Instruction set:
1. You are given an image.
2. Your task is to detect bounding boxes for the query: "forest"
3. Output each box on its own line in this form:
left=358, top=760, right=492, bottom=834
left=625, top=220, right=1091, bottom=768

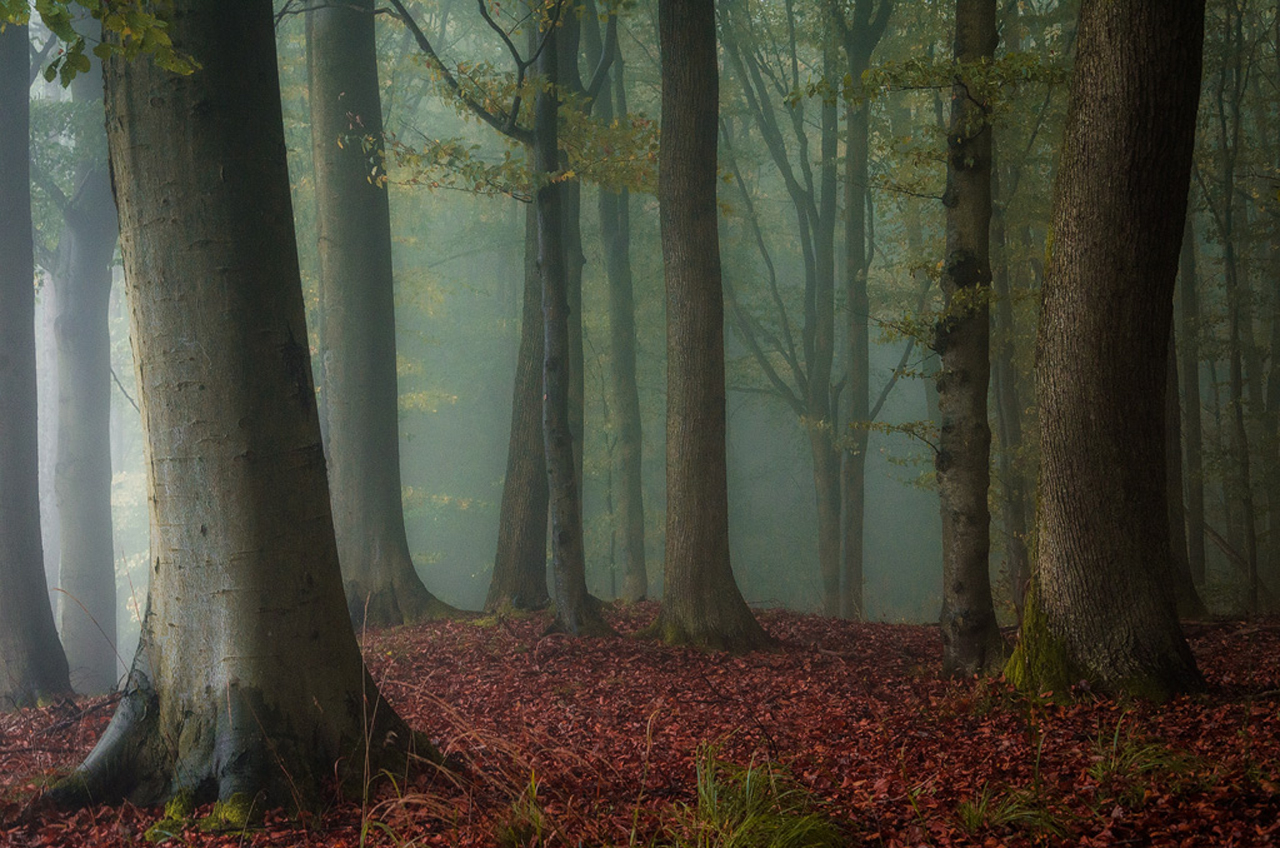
left=0, top=0, right=1277, bottom=845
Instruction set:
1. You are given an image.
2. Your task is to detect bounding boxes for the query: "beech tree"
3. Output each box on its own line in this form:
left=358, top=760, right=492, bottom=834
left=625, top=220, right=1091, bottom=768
left=1008, top=0, right=1206, bottom=699
left=645, top=0, right=773, bottom=652
left=44, top=62, right=119, bottom=695
left=935, top=0, right=1004, bottom=677
left=49, top=0, right=429, bottom=809
left=0, top=18, right=73, bottom=711
left=307, top=0, right=456, bottom=626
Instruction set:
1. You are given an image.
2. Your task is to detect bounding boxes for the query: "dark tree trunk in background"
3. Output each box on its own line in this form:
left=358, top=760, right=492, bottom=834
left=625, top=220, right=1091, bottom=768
left=990, top=160, right=1031, bottom=622
left=51, top=0, right=430, bottom=809
left=597, top=61, right=648, bottom=603
left=835, top=0, right=891, bottom=621
left=535, top=29, right=611, bottom=637
left=646, top=0, right=773, bottom=653
left=1177, top=217, right=1206, bottom=586
left=1166, top=328, right=1208, bottom=618
left=52, top=65, right=119, bottom=696
left=486, top=203, right=551, bottom=612
left=0, top=20, right=73, bottom=711
left=307, top=0, right=456, bottom=627
left=935, top=0, right=1005, bottom=677
left=1008, top=0, right=1205, bottom=700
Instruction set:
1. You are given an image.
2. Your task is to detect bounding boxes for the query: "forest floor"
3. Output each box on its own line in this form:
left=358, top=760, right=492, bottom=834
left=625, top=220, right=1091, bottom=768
left=1, top=603, right=1278, bottom=847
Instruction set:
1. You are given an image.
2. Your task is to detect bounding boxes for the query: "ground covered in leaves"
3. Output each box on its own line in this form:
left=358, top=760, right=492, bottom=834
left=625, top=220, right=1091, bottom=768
left=2, top=604, right=1278, bottom=846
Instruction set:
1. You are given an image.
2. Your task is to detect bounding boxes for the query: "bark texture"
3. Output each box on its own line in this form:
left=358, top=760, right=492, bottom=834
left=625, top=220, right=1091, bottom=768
left=1009, top=0, right=1205, bottom=699
left=52, top=66, right=119, bottom=696
left=535, top=29, right=611, bottom=637
left=307, top=0, right=455, bottom=626
left=935, top=0, right=1005, bottom=677
left=648, top=0, right=773, bottom=653
left=0, top=21, right=73, bottom=710
left=486, top=204, right=551, bottom=612
left=50, top=1, right=429, bottom=809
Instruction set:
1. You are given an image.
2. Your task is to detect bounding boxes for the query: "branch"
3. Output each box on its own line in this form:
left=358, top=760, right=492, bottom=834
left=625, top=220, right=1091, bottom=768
left=385, top=0, right=533, bottom=144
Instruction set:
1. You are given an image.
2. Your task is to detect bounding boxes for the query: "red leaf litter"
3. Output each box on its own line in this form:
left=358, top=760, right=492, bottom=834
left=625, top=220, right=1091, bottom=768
left=2, top=605, right=1278, bottom=846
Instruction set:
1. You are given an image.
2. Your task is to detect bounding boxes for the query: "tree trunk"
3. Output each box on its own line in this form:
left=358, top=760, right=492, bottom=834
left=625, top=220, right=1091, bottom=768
left=51, top=65, right=119, bottom=696
left=535, top=28, right=611, bottom=637
left=647, top=0, right=773, bottom=653
left=1177, top=216, right=1206, bottom=586
left=307, top=0, right=456, bottom=627
left=486, top=203, right=551, bottom=612
left=836, top=0, right=890, bottom=623
left=0, top=20, right=73, bottom=710
left=597, top=62, right=648, bottom=603
left=50, top=1, right=431, bottom=809
left=935, top=0, right=1005, bottom=677
left=990, top=159, right=1030, bottom=623
left=1166, top=326, right=1208, bottom=618
left=1008, top=0, right=1205, bottom=700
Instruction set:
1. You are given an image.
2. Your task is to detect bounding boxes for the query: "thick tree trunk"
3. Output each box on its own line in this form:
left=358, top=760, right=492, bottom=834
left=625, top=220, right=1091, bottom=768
left=486, top=204, right=551, bottom=612
left=1008, top=0, right=1205, bottom=699
left=51, top=148, right=118, bottom=695
left=597, top=66, right=648, bottom=604
left=535, top=30, right=611, bottom=637
left=647, top=0, right=773, bottom=653
left=935, top=0, right=1005, bottom=677
left=307, top=0, right=455, bottom=627
left=0, top=21, right=73, bottom=710
left=51, top=1, right=430, bottom=809
left=1177, top=218, right=1206, bottom=586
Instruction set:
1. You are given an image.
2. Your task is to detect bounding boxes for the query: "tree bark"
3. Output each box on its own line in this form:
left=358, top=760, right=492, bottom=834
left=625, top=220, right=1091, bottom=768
left=52, top=65, right=119, bottom=695
left=535, top=26, right=611, bottom=637
left=0, top=20, right=73, bottom=711
left=596, top=61, right=648, bottom=603
left=990, top=158, right=1030, bottom=623
left=1165, top=327, right=1208, bottom=618
left=486, top=203, right=551, bottom=612
left=647, top=0, right=773, bottom=653
left=836, top=0, right=891, bottom=621
left=1177, top=216, right=1206, bottom=586
left=50, top=1, right=431, bottom=809
left=935, top=0, right=1005, bottom=677
left=307, top=0, right=456, bottom=627
left=1008, top=0, right=1205, bottom=699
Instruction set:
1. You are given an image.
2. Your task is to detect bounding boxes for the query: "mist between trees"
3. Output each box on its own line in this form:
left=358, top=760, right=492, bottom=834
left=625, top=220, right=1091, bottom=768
left=1, top=0, right=1271, bottom=719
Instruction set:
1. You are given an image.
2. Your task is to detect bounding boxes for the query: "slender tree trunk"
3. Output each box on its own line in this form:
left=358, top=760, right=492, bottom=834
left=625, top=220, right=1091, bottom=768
left=535, top=28, right=611, bottom=637
left=597, top=62, right=648, bottom=603
left=50, top=66, right=119, bottom=695
left=836, top=0, right=890, bottom=623
left=307, top=0, right=456, bottom=627
left=486, top=203, right=551, bottom=611
left=1177, top=216, right=1207, bottom=586
left=990, top=159, right=1030, bottom=622
left=647, top=0, right=773, bottom=652
left=935, top=0, right=1005, bottom=676
left=0, top=20, right=73, bottom=710
left=50, top=0, right=431, bottom=809
left=1008, top=0, right=1205, bottom=699
left=1166, top=327, right=1208, bottom=618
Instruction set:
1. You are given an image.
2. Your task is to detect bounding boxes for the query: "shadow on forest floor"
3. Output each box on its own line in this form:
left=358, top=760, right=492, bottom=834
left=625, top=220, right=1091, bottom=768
left=2, top=603, right=1278, bottom=846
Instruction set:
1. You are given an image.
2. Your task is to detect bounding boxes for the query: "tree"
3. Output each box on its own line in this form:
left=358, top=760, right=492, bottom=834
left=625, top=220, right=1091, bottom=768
left=486, top=203, right=552, bottom=612
left=307, top=0, right=456, bottom=626
left=934, top=0, right=1004, bottom=677
left=49, top=0, right=430, bottom=809
left=1007, top=0, right=1206, bottom=700
left=43, top=62, right=119, bottom=695
left=0, top=18, right=73, bottom=711
left=646, top=0, right=773, bottom=653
